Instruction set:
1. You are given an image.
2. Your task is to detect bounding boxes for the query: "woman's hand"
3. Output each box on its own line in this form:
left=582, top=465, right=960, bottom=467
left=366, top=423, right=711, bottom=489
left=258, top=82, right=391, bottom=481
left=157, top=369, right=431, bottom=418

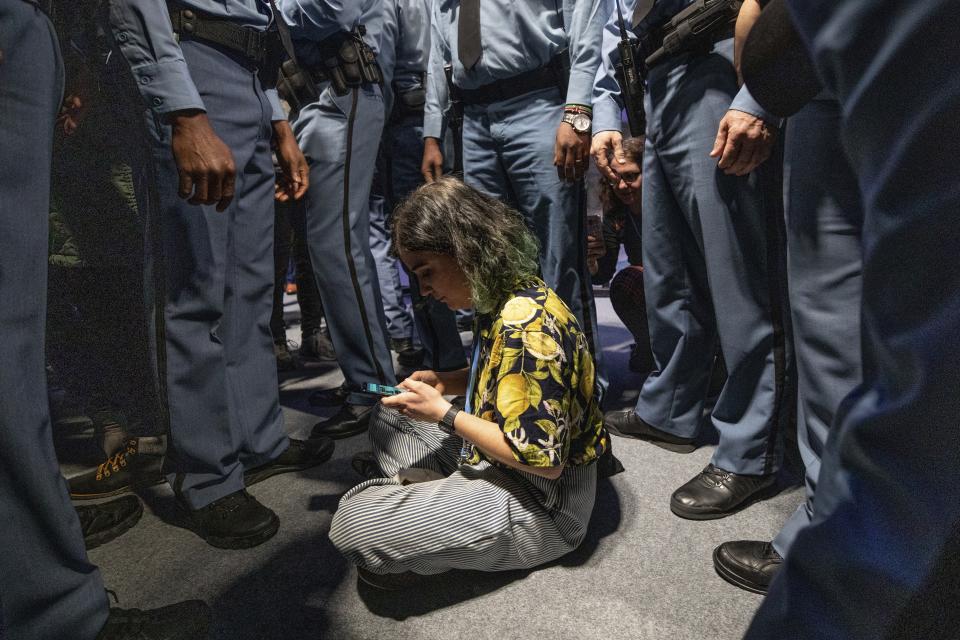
left=381, top=379, right=452, bottom=423
left=408, top=369, right=446, bottom=394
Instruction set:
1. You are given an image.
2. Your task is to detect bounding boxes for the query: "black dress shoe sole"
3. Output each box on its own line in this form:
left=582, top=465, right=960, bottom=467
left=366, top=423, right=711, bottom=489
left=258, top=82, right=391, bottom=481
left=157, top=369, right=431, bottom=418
left=83, top=499, right=144, bottom=550
left=190, top=512, right=280, bottom=550
left=605, top=422, right=697, bottom=453
left=712, top=546, right=770, bottom=595
left=243, top=439, right=336, bottom=487
left=670, top=482, right=779, bottom=521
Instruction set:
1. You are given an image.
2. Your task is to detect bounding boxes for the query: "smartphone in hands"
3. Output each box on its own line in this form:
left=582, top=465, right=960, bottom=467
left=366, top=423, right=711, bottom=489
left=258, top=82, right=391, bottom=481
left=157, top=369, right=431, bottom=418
left=362, top=382, right=404, bottom=396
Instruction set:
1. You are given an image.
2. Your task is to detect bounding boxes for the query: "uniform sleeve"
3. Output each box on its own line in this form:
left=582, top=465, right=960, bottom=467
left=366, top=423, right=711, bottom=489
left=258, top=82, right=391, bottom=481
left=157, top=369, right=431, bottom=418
left=563, top=0, right=614, bottom=107
left=489, top=301, right=572, bottom=468
left=423, top=2, right=450, bottom=140
left=591, top=0, right=631, bottom=133
left=377, top=1, right=400, bottom=116
left=105, top=0, right=204, bottom=115
left=729, top=84, right=784, bottom=128
left=275, top=0, right=363, bottom=42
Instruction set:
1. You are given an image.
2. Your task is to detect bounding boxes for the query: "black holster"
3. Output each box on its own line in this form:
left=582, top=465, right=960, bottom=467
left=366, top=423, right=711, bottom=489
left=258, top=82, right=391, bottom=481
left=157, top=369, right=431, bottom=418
left=319, top=28, right=383, bottom=96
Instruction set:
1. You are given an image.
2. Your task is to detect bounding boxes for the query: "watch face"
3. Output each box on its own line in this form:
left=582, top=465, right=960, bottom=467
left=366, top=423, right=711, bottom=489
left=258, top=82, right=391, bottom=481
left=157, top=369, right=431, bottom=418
left=572, top=113, right=591, bottom=133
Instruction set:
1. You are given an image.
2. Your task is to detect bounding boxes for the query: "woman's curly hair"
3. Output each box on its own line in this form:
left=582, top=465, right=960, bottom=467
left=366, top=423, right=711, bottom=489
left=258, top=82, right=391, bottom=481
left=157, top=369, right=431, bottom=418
left=391, top=177, right=541, bottom=314
left=598, top=136, right=645, bottom=211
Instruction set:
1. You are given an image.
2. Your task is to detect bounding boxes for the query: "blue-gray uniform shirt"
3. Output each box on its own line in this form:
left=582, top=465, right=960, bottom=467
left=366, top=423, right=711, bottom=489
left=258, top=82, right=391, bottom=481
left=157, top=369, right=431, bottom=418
left=592, top=0, right=779, bottom=133
left=423, top=0, right=613, bottom=140
left=107, top=0, right=285, bottom=120
left=276, top=0, right=381, bottom=67
left=376, top=0, right=430, bottom=114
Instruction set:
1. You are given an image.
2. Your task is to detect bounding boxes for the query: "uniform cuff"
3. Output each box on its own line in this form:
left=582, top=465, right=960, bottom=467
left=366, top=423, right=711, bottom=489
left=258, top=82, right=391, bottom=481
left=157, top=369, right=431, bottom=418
left=266, top=89, right=285, bottom=122
left=423, top=113, right=445, bottom=140
left=131, top=59, right=205, bottom=115
left=592, top=95, right=623, bottom=134
left=565, top=68, right=597, bottom=110
left=729, top=85, right=784, bottom=128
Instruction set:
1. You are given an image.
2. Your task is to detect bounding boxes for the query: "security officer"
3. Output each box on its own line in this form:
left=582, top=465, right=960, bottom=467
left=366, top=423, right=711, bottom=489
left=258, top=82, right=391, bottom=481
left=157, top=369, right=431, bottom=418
left=711, top=0, right=865, bottom=595
left=108, top=0, right=335, bottom=549
left=420, top=0, right=609, bottom=361
left=744, top=0, right=960, bottom=637
left=595, top=0, right=792, bottom=519
left=0, top=0, right=210, bottom=637
left=372, top=0, right=466, bottom=374
left=276, top=0, right=398, bottom=439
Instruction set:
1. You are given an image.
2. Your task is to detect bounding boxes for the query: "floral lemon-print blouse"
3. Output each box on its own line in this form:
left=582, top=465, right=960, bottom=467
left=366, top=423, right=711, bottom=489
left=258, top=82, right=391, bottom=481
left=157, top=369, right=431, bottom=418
left=464, top=281, right=607, bottom=469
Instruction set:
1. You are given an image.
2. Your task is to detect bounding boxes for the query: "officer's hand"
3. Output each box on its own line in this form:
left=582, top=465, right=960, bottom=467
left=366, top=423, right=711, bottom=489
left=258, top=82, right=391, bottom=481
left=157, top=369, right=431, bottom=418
left=554, top=123, right=590, bottom=182
left=272, top=120, right=309, bottom=202
left=170, top=110, right=237, bottom=212
left=421, top=137, right=444, bottom=183
left=710, top=109, right=777, bottom=176
left=591, top=130, right=626, bottom=183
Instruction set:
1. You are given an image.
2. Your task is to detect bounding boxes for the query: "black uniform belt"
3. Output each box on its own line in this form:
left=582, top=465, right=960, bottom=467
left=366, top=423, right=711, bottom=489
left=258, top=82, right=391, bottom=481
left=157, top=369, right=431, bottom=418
left=23, top=0, right=54, bottom=17
left=457, top=53, right=569, bottom=106
left=168, top=3, right=278, bottom=67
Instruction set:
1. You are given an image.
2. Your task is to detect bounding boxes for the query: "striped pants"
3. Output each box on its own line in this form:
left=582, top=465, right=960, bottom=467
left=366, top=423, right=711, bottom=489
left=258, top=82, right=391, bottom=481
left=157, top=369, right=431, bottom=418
left=329, top=405, right=597, bottom=575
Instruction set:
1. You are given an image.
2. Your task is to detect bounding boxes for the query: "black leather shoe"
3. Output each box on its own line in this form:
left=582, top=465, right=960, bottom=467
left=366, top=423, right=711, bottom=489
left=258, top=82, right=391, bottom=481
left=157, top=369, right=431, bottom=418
left=671, top=465, right=777, bottom=520
left=244, top=437, right=335, bottom=487
left=603, top=409, right=696, bottom=453
left=95, top=600, right=211, bottom=639
left=390, top=337, right=425, bottom=368
left=308, top=383, right=350, bottom=407
left=713, top=540, right=783, bottom=595
left=300, top=328, right=337, bottom=361
left=351, top=451, right=382, bottom=479
left=181, top=490, right=279, bottom=549
left=70, top=439, right=164, bottom=500
left=357, top=567, right=424, bottom=591
left=311, top=403, right=373, bottom=439
left=274, top=339, right=301, bottom=372
left=78, top=495, right=143, bottom=550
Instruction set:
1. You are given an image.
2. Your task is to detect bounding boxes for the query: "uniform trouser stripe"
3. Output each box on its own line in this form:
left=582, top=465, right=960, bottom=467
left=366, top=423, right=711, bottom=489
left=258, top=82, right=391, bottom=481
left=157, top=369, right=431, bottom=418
left=342, top=87, right=387, bottom=383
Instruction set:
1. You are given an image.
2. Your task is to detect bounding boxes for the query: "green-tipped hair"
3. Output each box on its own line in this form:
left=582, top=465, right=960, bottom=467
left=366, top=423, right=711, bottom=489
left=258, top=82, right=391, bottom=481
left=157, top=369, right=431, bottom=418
left=390, top=177, right=541, bottom=314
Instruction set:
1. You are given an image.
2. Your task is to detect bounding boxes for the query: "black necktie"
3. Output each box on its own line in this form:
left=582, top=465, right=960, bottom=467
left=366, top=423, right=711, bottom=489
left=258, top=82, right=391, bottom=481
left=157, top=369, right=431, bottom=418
left=458, top=0, right=482, bottom=69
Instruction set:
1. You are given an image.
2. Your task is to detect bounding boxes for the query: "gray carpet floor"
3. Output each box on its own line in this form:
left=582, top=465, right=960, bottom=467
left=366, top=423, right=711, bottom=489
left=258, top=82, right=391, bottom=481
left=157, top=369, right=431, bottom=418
left=63, top=292, right=802, bottom=640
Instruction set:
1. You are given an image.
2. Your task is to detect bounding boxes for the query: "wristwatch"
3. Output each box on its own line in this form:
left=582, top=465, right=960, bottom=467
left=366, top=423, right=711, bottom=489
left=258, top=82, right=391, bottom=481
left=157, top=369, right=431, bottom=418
left=438, top=405, right=461, bottom=435
left=562, top=110, right=592, bottom=134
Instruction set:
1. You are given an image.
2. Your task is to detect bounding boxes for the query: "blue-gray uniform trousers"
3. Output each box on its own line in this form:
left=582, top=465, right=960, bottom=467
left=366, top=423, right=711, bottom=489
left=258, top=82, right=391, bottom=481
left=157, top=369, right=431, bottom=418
left=0, top=2, right=109, bottom=638
left=771, top=95, right=863, bottom=558
left=329, top=405, right=596, bottom=574
left=636, top=39, right=789, bottom=476
left=368, top=134, right=414, bottom=342
left=746, top=1, right=960, bottom=637
left=368, top=113, right=466, bottom=371
left=291, top=83, right=397, bottom=405
left=462, top=86, right=601, bottom=365
left=134, top=40, right=289, bottom=510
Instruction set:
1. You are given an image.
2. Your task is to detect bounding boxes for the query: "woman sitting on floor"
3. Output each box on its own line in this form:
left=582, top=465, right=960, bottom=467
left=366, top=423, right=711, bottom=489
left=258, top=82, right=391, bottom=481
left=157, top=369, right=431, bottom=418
left=328, top=177, right=608, bottom=588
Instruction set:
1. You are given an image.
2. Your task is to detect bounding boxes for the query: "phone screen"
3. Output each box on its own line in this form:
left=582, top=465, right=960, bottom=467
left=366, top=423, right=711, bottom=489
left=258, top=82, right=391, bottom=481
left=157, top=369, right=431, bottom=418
left=362, top=382, right=404, bottom=396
